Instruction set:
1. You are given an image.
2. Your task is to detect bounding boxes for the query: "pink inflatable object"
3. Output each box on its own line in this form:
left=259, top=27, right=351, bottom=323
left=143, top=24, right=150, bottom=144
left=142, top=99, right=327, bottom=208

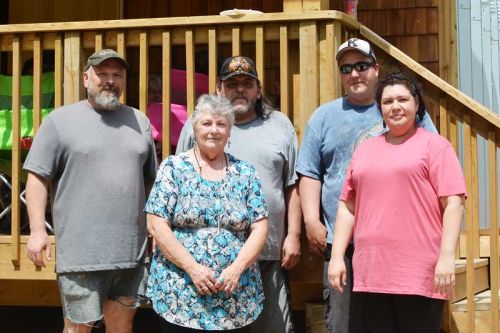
left=148, top=103, right=188, bottom=145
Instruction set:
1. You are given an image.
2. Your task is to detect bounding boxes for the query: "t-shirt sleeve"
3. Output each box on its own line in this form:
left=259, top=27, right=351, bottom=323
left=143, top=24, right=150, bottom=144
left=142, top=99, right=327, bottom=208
left=23, top=116, right=64, bottom=179
left=175, top=119, right=195, bottom=155
left=296, top=122, right=323, bottom=180
left=247, top=169, right=269, bottom=224
left=428, top=139, right=467, bottom=198
left=283, top=123, right=299, bottom=187
left=144, top=157, right=179, bottom=221
left=339, top=158, right=356, bottom=201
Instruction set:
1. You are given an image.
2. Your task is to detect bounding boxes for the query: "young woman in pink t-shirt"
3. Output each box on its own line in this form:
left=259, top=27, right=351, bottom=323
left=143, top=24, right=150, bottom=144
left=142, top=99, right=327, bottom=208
left=328, top=72, right=466, bottom=333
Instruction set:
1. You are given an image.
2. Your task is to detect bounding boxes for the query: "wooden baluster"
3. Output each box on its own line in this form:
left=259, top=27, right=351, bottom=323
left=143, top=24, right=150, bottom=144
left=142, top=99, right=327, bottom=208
left=186, top=29, right=195, bottom=116
left=54, top=34, right=63, bottom=108
left=319, top=21, right=336, bottom=105
left=33, top=34, right=42, bottom=133
left=139, top=31, right=148, bottom=114
left=279, top=25, right=289, bottom=118
left=255, top=25, right=265, bottom=92
left=463, top=112, right=476, bottom=333
left=117, top=31, right=127, bottom=104
left=162, top=31, right=171, bottom=158
left=95, top=31, right=103, bottom=52
left=11, top=36, right=21, bottom=266
left=232, top=27, right=241, bottom=56
left=208, top=28, right=217, bottom=94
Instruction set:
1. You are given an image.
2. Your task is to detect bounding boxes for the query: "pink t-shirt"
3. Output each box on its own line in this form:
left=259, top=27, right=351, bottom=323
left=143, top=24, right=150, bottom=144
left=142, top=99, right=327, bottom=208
left=340, top=128, right=467, bottom=300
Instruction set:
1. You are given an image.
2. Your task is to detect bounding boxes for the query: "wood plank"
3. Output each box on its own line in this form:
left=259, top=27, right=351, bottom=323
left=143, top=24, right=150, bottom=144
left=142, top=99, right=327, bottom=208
left=279, top=25, right=289, bottom=118
left=452, top=289, right=500, bottom=312
left=439, top=98, right=448, bottom=138
left=32, top=34, right=42, bottom=133
left=63, top=31, right=81, bottom=104
left=488, top=129, right=499, bottom=332
left=255, top=25, right=265, bottom=92
left=208, top=28, right=217, bottom=93
left=185, top=28, right=195, bottom=115
left=139, top=31, right=148, bottom=114
left=11, top=36, right=21, bottom=265
left=162, top=31, right=172, bottom=158
left=116, top=31, right=127, bottom=104
left=0, top=280, right=60, bottom=306
left=232, top=27, right=241, bottom=56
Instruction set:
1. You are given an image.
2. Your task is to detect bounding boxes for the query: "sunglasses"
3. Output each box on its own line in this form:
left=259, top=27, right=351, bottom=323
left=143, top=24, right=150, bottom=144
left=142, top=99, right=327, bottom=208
left=339, top=61, right=374, bottom=75
left=224, top=57, right=255, bottom=75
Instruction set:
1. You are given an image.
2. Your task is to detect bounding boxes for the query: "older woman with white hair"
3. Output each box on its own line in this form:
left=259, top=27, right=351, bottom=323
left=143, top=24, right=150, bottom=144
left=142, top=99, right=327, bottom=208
left=145, top=94, right=268, bottom=332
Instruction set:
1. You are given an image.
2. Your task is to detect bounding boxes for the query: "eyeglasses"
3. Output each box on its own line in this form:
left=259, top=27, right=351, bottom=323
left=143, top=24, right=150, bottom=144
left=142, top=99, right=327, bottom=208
left=339, top=61, right=374, bottom=75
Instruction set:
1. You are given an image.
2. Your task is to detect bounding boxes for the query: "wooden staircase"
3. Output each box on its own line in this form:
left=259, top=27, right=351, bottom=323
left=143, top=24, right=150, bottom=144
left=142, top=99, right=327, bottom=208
left=446, top=258, right=499, bottom=332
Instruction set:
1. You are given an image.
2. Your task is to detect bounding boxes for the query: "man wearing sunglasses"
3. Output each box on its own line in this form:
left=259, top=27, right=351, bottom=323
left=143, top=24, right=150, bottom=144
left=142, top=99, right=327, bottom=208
left=296, top=38, right=436, bottom=333
left=177, top=56, right=301, bottom=333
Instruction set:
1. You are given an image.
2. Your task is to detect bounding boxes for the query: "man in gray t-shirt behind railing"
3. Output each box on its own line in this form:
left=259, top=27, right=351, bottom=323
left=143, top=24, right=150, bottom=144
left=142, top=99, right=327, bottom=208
left=177, top=56, right=301, bottom=333
left=24, top=49, right=157, bottom=333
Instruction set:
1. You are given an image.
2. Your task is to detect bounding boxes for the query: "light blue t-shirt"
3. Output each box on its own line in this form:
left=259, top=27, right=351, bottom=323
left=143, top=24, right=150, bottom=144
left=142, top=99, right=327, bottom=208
left=296, top=96, right=437, bottom=244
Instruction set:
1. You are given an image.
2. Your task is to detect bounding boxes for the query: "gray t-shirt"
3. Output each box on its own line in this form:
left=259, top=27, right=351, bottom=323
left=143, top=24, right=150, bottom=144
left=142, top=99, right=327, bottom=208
left=176, top=110, right=298, bottom=260
left=24, top=101, right=157, bottom=273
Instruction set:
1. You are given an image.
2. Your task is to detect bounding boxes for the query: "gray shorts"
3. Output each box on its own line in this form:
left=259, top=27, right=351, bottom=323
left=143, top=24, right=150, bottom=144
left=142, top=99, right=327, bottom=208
left=248, top=260, right=294, bottom=333
left=57, top=264, right=148, bottom=324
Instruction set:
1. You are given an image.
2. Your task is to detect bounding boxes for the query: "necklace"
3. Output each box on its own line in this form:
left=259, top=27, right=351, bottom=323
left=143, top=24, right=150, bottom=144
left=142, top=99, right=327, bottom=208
left=193, top=146, right=228, bottom=177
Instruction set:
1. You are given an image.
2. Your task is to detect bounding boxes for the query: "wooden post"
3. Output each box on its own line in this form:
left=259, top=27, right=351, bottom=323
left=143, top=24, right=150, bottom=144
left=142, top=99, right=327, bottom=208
left=63, top=32, right=82, bottom=104
left=299, top=21, right=319, bottom=141
left=438, top=0, right=457, bottom=87
left=208, top=28, right=217, bottom=93
left=279, top=25, right=290, bottom=118
left=255, top=25, right=265, bottom=93
left=487, top=129, right=499, bottom=333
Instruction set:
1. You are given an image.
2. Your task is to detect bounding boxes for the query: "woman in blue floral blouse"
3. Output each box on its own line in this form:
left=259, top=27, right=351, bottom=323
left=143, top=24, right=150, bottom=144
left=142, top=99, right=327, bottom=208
left=145, top=94, right=269, bottom=332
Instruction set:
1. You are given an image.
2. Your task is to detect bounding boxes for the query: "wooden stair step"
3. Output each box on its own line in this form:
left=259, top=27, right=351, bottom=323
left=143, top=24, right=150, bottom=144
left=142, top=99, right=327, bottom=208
left=452, top=258, right=489, bottom=303
left=451, top=289, right=500, bottom=312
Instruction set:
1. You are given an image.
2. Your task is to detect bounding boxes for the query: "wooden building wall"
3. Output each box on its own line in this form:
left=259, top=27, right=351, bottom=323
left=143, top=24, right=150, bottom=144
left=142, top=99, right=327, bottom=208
left=332, top=0, right=440, bottom=75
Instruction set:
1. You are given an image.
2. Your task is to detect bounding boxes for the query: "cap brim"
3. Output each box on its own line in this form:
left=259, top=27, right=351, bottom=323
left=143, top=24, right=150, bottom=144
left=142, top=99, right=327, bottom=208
left=221, top=71, right=259, bottom=81
left=336, top=47, right=375, bottom=61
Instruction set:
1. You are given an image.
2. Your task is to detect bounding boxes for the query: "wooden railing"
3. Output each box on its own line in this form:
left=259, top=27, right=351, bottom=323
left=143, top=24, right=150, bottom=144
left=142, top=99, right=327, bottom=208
left=0, top=11, right=498, bottom=331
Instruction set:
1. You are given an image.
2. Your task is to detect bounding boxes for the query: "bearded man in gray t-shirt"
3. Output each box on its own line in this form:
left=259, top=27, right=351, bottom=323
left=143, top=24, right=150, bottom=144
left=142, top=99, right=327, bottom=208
left=24, top=49, right=157, bottom=333
left=177, top=56, right=301, bottom=333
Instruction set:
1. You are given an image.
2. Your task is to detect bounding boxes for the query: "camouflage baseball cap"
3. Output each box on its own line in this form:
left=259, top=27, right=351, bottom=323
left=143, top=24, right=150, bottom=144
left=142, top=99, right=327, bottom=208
left=84, top=49, right=129, bottom=70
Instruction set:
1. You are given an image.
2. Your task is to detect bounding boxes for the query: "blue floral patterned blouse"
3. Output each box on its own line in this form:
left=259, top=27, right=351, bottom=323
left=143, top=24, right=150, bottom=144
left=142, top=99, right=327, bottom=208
left=144, top=152, right=268, bottom=330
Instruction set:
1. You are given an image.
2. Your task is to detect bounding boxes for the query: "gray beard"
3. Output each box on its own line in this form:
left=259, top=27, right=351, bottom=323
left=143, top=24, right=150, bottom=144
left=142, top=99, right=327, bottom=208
left=94, top=93, right=120, bottom=111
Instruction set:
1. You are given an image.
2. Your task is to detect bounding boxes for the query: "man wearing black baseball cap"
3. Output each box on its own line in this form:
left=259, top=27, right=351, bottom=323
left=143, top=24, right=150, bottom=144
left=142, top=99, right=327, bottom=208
left=297, top=38, right=437, bottom=332
left=177, top=55, right=301, bottom=333
left=24, top=49, right=156, bottom=333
